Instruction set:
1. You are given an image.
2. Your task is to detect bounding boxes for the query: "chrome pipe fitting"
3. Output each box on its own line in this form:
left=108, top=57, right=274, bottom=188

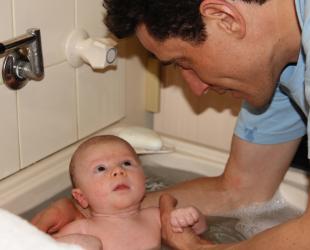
left=0, top=28, right=44, bottom=90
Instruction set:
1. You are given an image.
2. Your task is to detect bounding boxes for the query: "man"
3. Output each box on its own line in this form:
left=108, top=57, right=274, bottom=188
left=33, top=0, right=310, bottom=249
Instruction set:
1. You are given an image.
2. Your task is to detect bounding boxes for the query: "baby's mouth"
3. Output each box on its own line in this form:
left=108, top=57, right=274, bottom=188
left=113, top=184, right=130, bottom=191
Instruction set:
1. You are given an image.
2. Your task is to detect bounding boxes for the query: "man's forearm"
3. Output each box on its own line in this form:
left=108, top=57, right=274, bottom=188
left=143, top=136, right=301, bottom=216
left=191, top=212, right=310, bottom=250
left=142, top=175, right=240, bottom=215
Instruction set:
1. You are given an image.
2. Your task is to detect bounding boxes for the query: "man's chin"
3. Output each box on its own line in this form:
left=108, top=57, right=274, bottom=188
left=244, top=97, right=271, bottom=112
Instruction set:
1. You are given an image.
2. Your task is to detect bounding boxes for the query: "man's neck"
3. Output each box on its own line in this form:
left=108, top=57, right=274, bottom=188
left=276, top=0, right=301, bottom=64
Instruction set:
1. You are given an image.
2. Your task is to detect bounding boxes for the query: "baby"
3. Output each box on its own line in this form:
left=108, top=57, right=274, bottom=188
left=54, top=135, right=206, bottom=250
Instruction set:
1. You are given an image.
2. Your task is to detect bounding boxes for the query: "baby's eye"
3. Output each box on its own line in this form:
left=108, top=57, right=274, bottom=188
left=94, top=164, right=106, bottom=173
left=121, top=160, right=132, bottom=168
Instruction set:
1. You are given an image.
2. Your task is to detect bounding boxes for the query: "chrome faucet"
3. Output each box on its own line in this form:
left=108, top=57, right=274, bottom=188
left=0, top=28, right=44, bottom=90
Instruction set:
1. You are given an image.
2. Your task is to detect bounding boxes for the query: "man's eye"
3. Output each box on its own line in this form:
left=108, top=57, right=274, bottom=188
left=122, top=161, right=132, bottom=168
left=95, top=165, right=106, bottom=173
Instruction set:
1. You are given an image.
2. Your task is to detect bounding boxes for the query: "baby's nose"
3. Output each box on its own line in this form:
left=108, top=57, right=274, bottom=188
left=111, top=166, right=126, bottom=177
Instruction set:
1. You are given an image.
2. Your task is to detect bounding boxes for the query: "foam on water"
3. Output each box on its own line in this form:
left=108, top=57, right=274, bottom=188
left=220, top=191, right=303, bottom=239
left=143, top=165, right=304, bottom=244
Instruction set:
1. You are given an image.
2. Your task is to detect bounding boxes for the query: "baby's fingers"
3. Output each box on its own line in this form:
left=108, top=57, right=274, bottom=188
left=171, top=209, right=196, bottom=227
left=171, top=226, right=184, bottom=233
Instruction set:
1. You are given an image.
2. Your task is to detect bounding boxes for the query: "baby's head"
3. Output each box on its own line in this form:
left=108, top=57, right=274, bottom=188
left=69, top=135, right=146, bottom=213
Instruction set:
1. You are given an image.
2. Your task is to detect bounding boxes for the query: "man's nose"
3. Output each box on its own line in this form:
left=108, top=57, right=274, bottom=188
left=180, top=68, right=209, bottom=96
left=111, top=166, right=126, bottom=177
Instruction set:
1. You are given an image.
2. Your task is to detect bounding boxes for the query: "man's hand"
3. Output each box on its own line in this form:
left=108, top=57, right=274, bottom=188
left=31, top=198, right=84, bottom=234
left=159, top=193, right=212, bottom=250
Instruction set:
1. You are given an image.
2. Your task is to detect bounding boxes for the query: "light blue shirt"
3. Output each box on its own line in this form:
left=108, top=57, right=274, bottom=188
left=235, top=0, right=310, bottom=156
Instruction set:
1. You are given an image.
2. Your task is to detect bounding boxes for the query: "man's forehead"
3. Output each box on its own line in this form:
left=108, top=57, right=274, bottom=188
left=136, top=24, right=185, bottom=61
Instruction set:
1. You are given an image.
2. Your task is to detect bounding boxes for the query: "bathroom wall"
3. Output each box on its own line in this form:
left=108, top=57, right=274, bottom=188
left=154, top=65, right=242, bottom=152
left=0, top=0, right=150, bottom=179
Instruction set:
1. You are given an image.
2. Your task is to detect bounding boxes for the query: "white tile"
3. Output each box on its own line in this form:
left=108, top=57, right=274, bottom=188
left=13, top=0, right=75, bottom=66
left=77, top=63, right=125, bottom=139
left=0, top=0, right=20, bottom=179
left=76, top=0, right=125, bottom=138
left=0, top=0, right=13, bottom=41
left=18, top=62, right=77, bottom=167
left=76, top=0, right=109, bottom=37
left=0, top=86, right=20, bottom=178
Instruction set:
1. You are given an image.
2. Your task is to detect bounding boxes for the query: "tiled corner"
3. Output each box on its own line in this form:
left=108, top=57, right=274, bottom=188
left=13, top=0, right=75, bottom=67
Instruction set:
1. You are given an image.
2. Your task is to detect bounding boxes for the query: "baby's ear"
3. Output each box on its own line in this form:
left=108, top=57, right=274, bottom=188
left=72, top=188, right=89, bottom=208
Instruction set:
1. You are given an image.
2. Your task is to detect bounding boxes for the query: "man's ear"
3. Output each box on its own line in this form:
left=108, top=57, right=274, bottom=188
left=72, top=188, right=89, bottom=208
left=199, top=0, right=246, bottom=38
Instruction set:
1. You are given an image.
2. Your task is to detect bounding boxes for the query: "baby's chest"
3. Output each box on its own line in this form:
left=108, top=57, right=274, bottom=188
left=90, top=220, right=161, bottom=250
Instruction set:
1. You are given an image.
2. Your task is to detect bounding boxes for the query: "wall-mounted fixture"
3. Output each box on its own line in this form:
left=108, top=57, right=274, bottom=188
left=65, top=29, right=117, bottom=70
left=0, top=28, right=44, bottom=90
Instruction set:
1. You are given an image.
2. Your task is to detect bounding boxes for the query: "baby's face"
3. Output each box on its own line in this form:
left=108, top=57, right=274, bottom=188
left=73, top=141, right=145, bottom=214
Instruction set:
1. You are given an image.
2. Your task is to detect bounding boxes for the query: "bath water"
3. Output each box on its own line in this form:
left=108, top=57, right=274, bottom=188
left=143, top=164, right=303, bottom=245
left=22, top=163, right=303, bottom=248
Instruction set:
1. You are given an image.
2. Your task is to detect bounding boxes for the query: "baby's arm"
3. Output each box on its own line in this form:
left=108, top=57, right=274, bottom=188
left=170, top=206, right=207, bottom=235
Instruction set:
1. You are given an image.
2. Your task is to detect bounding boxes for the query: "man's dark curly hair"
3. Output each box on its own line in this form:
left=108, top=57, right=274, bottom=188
left=103, top=0, right=268, bottom=43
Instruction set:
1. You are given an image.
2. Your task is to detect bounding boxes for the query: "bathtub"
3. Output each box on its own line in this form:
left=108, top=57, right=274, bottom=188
left=0, top=134, right=307, bottom=231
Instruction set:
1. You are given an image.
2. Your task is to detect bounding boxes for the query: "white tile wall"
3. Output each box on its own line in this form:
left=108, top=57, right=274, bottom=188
left=0, top=0, right=12, bottom=38
left=14, top=0, right=75, bottom=66
left=77, top=64, right=125, bottom=139
left=0, top=85, right=20, bottom=177
left=76, top=0, right=109, bottom=36
left=0, top=0, right=20, bottom=178
left=18, top=63, right=77, bottom=167
left=75, top=0, right=125, bottom=138
left=0, top=0, right=134, bottom=175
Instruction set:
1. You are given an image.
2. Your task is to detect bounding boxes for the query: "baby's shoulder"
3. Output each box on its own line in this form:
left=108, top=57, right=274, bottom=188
left=56, top=218, right=89, bottom=236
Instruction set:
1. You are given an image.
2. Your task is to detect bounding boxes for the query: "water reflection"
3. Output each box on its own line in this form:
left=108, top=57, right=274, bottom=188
left=204, top=216, right=246, bottom=243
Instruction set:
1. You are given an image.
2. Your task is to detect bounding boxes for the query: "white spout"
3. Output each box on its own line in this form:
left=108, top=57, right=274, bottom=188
left=65, top=29, right=117, bottom=69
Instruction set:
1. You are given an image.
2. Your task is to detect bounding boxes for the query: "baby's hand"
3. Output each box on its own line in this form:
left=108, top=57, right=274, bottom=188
left=170, top=206, right=206, bottom=234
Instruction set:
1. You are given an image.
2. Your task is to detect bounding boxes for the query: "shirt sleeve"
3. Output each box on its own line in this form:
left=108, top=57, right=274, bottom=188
left=234, top=85, right=306, bottom=144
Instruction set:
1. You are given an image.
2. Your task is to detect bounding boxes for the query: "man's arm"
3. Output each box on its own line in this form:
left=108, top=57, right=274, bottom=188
left=31, top=197, right=86, bottom=233
left=144, top=135, right=301, bottom=215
